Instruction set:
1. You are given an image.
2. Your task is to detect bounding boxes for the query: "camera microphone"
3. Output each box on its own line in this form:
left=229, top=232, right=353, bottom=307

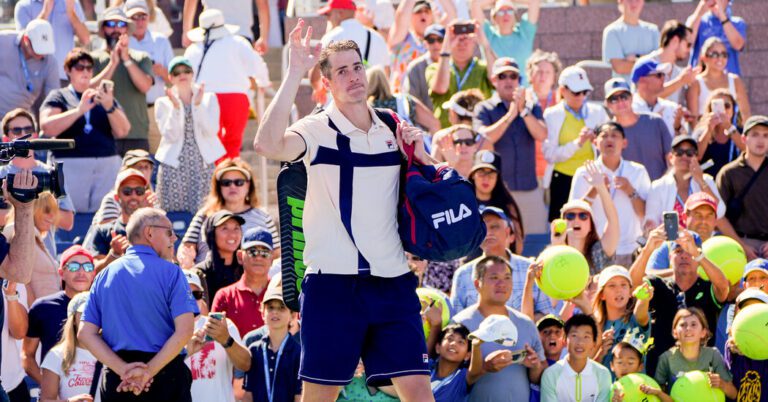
left=12, top=139, right=76, bottom=151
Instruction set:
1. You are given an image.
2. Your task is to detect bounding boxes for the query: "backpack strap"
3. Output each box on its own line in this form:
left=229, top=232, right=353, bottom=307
left=89, top=361, right=103, bottom=397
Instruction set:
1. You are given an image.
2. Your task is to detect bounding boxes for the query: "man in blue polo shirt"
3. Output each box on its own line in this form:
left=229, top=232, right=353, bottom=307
left=474, top=57, right=547, bottom=234
left=254, top=22, right=435, bottom=402
left=79, top=207, right=198, bottom=401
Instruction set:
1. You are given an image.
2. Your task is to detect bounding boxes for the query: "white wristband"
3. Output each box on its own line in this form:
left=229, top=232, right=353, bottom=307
left=4, top=292, right=19, bottom=302
left=694, top=250, right=705, bottom=262
left=123, top=59, right=135, bottom=67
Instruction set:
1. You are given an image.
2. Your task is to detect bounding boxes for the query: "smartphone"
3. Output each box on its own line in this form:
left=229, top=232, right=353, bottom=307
left=453, top=23, right=475, bottom=35
left=712, top=98, right=725, bottom=115
left=101, top=80, right=114, bottom=93
left=663, top=211, right=679, bottom=241
left=205, top=312, right=225, bottom=342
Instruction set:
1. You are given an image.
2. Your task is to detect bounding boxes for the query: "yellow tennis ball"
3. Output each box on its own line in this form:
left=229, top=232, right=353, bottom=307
left=698, top=236, right=747, bottom=285
left=417, top=287, right=451, bottom=340
left=670, top=371, right=725, bottom=402
left=732, top=303, right=768, bottom=360
left=536, top=245, right=590, bottom=300
left=610, top=374, right=661, bottom=402
left=553, top=219, right=567, bottom=235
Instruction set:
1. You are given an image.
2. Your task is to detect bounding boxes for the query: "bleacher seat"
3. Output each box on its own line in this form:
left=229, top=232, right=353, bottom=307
left=522, top=233, right=550, bottom=258
left=56, top=212, right=96, bottom=245
left=167, top=211, right=194, bottom=248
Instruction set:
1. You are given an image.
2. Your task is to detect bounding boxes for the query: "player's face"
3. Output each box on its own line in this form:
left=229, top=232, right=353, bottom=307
left=324, top=50, right=368, bottom=105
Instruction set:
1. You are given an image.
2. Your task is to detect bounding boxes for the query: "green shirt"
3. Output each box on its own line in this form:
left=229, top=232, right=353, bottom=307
left=93, top=48, right=153, bottom=140
left=426, top=57, right=493, bottom=128
left=654, top=346, right=732, bottom=391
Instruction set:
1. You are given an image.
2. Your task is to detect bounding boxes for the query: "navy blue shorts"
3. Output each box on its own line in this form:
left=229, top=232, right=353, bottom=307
left=299, top=272, right=429, bottom=386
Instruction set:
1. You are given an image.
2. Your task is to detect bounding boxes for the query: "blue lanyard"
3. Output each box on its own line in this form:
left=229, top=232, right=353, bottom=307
left=18, top=45, right=33, bottom=93
left=263, top=336, right=289, bottom=402
left=451, top=59, right=476, bottom=91
left=675, top=182, right=694, bottom=207
left=69, top=85, right=93, bottom=134
left=564, top=103, right=587, bottom=121
left=728, top=140, right=737, bottom=162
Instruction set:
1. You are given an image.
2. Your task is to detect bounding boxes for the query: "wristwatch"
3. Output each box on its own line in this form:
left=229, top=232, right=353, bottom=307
left=694, top=249, right=705, bottom=262
left=439, top=52, right=450, bottom=58
left=4, top=291, right=19, bottom=302
left=629, top=191, right=639, bottom=200
left=106, top=103, right=118, bottom=114
left=721, top=18, right=730, bottom=25
left=726, top=126, right=739, bottom=136
left=123, top=59, right=135, bottom=67
left=222, top=336, right=235, bottom=348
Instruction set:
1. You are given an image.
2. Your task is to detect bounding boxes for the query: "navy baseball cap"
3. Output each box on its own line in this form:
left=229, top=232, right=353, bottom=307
left=242, top=228, right=273, bottom=250
left=424, top=24, right=445, bottom=39
left=604, top=77, right=632, bottom=100
left=480, top=206, right=510, bottom=223
left=630, top=59, right=672, bottom=84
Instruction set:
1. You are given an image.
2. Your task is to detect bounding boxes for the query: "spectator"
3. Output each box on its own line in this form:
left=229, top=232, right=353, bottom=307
left=717, top=115, right=768, bottom=260
left=14, top=0, right=90, bottom=82
left=431, top=124, right=479, bottom=178
left=475, top=57, right=547, bottom=234
left=319, top=0, right=390, bottom=70
left=427, top=20, right=495, bottom=128
left=467, top=150, right=525, bottom=254
left=644, top=135, right=725, bottom=231
left=540, top=314, right=612, bottom=402
left=179, top=159, right=279, bottom=269
left=2, top=279, right=31, bottom=401
left=155, top=57, right=224, bottom=214
left=642, top=20, right=695, bottom=105
left=83, top=168, right=149, bottom=273
left=631, top=59, right=684, bottom=137
left=125, top=0, right=174, bottom=154
left=114, top=0, right=174, bottom=38
left=537, top=315, right=566, bottom=365
left=693, top=88, right=745, bottom=176
left=543, top=66, right=609, bottom=222
left=3, top=192, right=60, bottom=302
left=182, top=0, right=270, bottom=53
left=184, top=8, right=269, bottom=160
left=183, top=270, right=251, bottom=402
left=22, top=246, right=95, bottom=387
left=78, top=208, right=198, bottom=401
left=191, top=210, right=244, bottom=305
left=404, top=24, right=445, bottom=111
left=430, top=323, right=481, bottom=402
left=243, top=286, right=302, bottom=402
left=725, top=288, right=768, bottom=400
left=91, top=7, right=154, bottom=154
left=40, top=47, right=130, bottom=213
left=602, top=0, right=659, bottom=79
left=39, top=293, right=97, bottom=402
left=553, top=164, right=619, bottom=276
left=452, top=207, right=550, bottom=315
left=654, top=307, right=736, bottom=399
left=526, top=50, right=563, bottom=182
left=470, top=0, right=541, bottom=86
left=569, top=122, right=650, bottom=266
left=603, top=77, right=671, bottom=181
left=687, top=0, right=746, bottom=76
left=0, top=20, right=59, bottom=119
left=387, top=0, right=435, bottom=92
left=430, top=89, right=486, bottom=161
left=211, top=228, right=273, bottom=337
left=451, top=256, right=545, bottom=402
left=688, top=37, right=750, bottom=121
left=628, top=227, right=730, bottom=374
left=92, top=149, right=156, bottom=225
left=366, top=66, right=440, bottom=133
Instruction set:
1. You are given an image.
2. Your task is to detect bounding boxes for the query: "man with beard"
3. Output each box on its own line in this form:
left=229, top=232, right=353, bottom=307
left=91, top=7, right=154, bottom=154
left=84, top=168, right=149, bottom=273
left=638, top=20, right=695, bottom=104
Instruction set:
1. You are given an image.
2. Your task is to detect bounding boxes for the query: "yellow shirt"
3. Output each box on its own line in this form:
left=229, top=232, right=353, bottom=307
left=554, top=112, right=594, bottom=176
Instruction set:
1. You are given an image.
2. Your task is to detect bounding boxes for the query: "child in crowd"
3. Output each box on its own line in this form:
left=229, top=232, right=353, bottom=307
left=654, top=308, right=737, bottom=399
left=429, top=323, right=483, bottom=402
left=540, top=314, right=612, bottom=402
left=609, top=328, right=669, bottom=401
left=725, top=289, right=768, bottom=402
left=336, top=361, right=399, bottom=402
left=530, top=315, right=566, bottom=402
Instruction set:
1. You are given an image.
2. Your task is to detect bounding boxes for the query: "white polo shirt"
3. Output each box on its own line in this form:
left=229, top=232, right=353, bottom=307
left=569, top=158, right=651, bottom=256
left=632, top=94, right=680, bottom=137
left=184, top=34, right=269, bottom=94
left=287, top=104, right=409, bottom=277
left=321, top=19, right=391, bottom=69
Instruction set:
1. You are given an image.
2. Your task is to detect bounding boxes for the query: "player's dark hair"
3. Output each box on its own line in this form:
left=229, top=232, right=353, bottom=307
left=318, top=40, right=363, bottom=79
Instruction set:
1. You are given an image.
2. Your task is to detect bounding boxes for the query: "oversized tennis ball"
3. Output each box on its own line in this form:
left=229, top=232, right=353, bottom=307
left=698, top=236, right=747, bottom=285
left=609, top=373, right=661, bottom=402
left=536, top=245, right=590, bottom=300
left=417, top=287, right=452, bottom=340
left=553, top=219, right=567, bottom=235
left=670, top=371, right=725, bottom=402
left=732, top=303, right=768, bottom=360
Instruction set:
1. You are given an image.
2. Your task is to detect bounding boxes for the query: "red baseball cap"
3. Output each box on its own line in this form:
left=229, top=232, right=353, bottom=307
left=684, top=192, right=718, bottom=213
left=60, top=245, right=95, bottom=268
left=318, top=0, right=357, bottom=15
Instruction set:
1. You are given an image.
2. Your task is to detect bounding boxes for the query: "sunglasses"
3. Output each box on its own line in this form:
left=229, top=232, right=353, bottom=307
left=569, top=89, right=589, bottom=97
left=71, top=63, right=94, bottom=72
left=104, top=20, right=128, bottom=28
left=120, top=186, right=147, bottom=196
left=246, top=248, right=272, bottom=258
left=673, top=148, right=697, bottom=157
left=425, top=36, right=443, bottom=44
left=706, top=51, right=728, bottom=59
left=149, top=225, right=174, bottom=237
left=495, top=9, right=515, bottom=17
left=220, top=178, right=247, bottom=187
left=564, top=212, right=590, bottom=221
left=607, top=92, right=631, bottom=104
left=131, top=14, right=148, bottom=21
left=497, top=72, right=519, bottom=81
left=171, top=68, right=193, bottom=77
left=453, top=138, right=476, bottom=146
left=65, top=261, right=95, bottom=273
left=8, top=126, right=35, bottom=136
left=192, top=290, right=204, bottom=300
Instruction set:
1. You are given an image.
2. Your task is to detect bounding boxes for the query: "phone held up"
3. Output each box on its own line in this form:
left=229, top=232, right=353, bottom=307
left=663, top=211, right=679, bottom=241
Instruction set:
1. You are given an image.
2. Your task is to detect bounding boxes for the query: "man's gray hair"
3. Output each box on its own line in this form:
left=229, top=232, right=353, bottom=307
left=126, top=207, right=167, bottom=243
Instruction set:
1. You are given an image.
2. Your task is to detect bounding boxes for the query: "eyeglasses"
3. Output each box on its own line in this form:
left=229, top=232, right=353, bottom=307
left=220, top=178, right=247, bottom=187
left=495, top=9, right=515, bottom=17
left=706, top=51, right=728, bottom=59
left=246, top=248, right=272, bottom=258
left=191, top=290, right=204, bottom=300
left=120, top=186, right=147, bottom=196
left=71, top=64, right=94, bottom=72
left=453, top=138, right=476, bottom=146
left=497, top=72, right=519, bottom=81
left=564, top=212, right=590, bottom=221
left=8, top=126, right=35, bottom=136
left=474, top=169, right=497, bottom=178
left=607, top=92, right=631, bottom=104
left=673, top=148, right=697, bottom=157
left=104, top=20, right=128, bottom=28
left=65, top=261, right=95, bottom=272
left=569, top=89, right=589, bottom=97
left=149, top=225, right=174, bottom=237
left=171, top=68, right=193, bottom=77
left=131, top=14, right=148, bottom=21
left=425, top=36, right=443, bottom=44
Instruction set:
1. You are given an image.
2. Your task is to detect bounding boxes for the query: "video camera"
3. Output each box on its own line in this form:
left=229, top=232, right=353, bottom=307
left=0, top=138, right=75, bottom=206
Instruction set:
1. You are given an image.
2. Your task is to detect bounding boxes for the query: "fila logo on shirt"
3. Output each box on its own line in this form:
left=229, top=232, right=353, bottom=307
left=432, top=204, right=472, bottom=229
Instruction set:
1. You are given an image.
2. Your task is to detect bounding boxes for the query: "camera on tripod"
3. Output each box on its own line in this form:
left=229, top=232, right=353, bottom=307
left=0, top=137, right=75, bottom=206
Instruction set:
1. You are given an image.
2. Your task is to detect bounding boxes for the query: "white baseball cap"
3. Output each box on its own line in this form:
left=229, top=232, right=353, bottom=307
left=558, top=66, right=593, bottom=93
left=736, top=288, right=768, bottom=308
left=469, top=314, right=518, bottom=347
left=597, top=265, right=633, bottom=290
left=24, top=19, right=55, bottom=56
left=183, top=270, right=203, bottom=289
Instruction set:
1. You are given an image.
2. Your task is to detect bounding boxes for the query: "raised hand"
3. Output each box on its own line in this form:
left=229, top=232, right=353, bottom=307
left=423, top=301, right=443, bottom=328
left=577, top=127, right=596, bottom=147
left=77, top=89, right=99, bottom=115
left=67, top=394, right=94, bottom=402
left=165, top=88, right=180, bottom=109
left=110, top=232, right=130, bottom=256
left=584, top=160, right=607, bottom=191
left=645, top=224, right=667, bottom=251
left=287, top=19, right=321, bottom=75
left=520, top=343, right=541, bottom=369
